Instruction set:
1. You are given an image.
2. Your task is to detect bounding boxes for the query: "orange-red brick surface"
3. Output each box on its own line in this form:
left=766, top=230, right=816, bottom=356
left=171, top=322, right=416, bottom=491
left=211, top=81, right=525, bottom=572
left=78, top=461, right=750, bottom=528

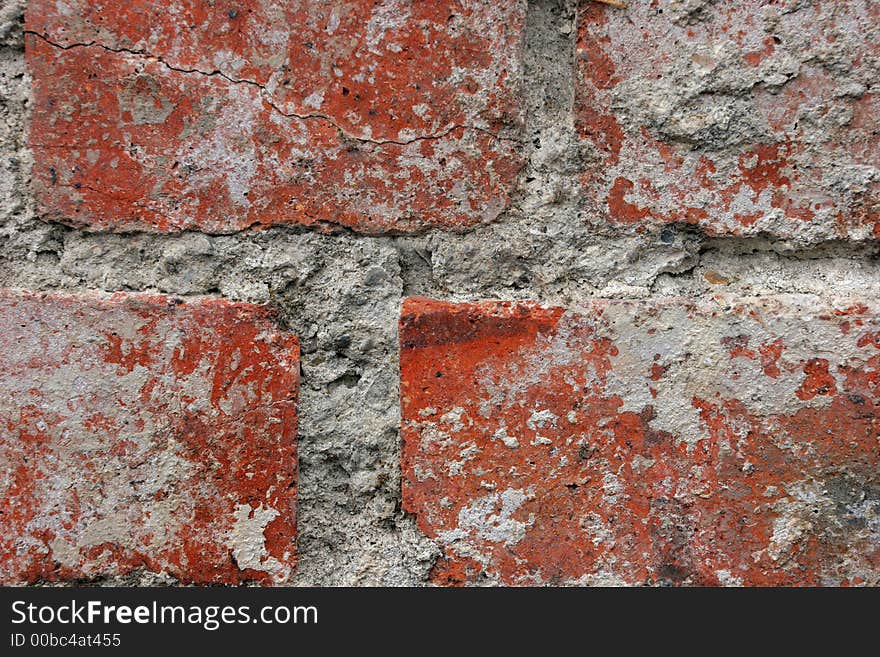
left=576, top=0, right=879, bottom=240
left=0, top=290, right=299, bottom=584
left=26, top=0, right=525, bottom=233
left=401, top=297, right=880, bottom=585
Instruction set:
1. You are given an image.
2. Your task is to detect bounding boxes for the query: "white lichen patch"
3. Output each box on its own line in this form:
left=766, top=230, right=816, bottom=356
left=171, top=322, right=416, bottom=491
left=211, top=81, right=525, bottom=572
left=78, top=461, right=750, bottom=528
left=492, top=423, right=520, bottom=449
left=439, top=488, right=533, bottom=548
left=229, top=503, right=283, bottom=575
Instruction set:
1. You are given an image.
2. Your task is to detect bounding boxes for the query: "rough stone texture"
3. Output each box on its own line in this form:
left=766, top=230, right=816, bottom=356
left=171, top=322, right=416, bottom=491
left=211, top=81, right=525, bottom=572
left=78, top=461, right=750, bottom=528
left=401, top=297, right=880, bottom=586
left=25, top=0, right=525, bottom=233
left=0, top=0, right=27, bottom=230
left=1, top=0, right=880, bottom=586
left=576, top=0, right=879, bottom=241
left=0, top=290, right=299, bottom=584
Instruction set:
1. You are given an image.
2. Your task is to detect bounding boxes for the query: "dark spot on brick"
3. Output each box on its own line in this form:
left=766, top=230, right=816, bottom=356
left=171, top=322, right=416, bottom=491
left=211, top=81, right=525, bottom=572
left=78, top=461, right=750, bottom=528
left=657, top=563, right=690, bottom=583
left=578, top=443, right=596, bottom=461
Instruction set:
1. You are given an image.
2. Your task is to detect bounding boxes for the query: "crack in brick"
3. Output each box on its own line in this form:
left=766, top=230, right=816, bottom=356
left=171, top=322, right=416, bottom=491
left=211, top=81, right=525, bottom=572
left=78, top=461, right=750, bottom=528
left=27, top=31, right=521, bottom=148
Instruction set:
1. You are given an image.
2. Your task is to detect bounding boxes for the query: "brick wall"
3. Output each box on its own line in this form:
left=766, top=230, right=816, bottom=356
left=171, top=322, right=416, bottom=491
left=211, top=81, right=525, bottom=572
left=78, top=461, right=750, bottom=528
left=0, top=0, right=877, bottom=585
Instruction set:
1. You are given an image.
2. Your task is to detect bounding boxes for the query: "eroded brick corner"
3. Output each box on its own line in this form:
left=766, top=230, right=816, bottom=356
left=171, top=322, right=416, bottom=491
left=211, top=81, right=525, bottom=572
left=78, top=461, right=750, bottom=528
left=0, top=290, right=299, bottom=585
left=400, top=296, right=880, bottom=585
left=576, top=1, right=879, bottom=240
left=25, top=0, right=526, bottom=234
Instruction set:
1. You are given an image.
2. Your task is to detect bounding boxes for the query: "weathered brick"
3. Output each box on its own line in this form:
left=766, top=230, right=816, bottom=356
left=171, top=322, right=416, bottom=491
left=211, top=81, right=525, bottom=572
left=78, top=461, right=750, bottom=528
left=26, top=1, right=525, bottom=234
left=400, top=297, right=880, bottom=585
left=0, top=290, right=298, bottom=584
left=576, top=1, right=879, bottom=240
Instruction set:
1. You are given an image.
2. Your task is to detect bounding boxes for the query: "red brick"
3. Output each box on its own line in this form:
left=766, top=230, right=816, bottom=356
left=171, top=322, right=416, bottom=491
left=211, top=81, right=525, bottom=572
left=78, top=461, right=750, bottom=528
left=576, top=1, right=879, bottom=240
left=0, top=290, right=298, bottom=584
left=26, top=1, right=525, bottom=234
left=400, top=297, right=880, bottom=585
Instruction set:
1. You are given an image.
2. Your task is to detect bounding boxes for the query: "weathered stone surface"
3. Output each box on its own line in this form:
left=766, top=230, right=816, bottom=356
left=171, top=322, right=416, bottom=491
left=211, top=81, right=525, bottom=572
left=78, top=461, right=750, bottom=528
left=576, top=0, right=879, bottom=241
left=5, top=0, right=880, bottom=589
left=0, top=290, right=298, bottom=584
left=26, top=0, right=525, bottom=233
left=400, top=296, right=880, bottom=585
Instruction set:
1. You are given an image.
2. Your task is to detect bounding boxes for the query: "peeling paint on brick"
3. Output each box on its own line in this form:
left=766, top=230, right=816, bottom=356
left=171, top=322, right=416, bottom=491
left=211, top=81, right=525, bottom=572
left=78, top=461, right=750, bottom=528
left=0, top=290, right=298, bottom=584
left=4, top=0, right=880, bottom=588
left=25, top=0, right=526, bottom=234
left=400, top=296, right=880, bottom=585
left=576, top=0, right=879, bottom=241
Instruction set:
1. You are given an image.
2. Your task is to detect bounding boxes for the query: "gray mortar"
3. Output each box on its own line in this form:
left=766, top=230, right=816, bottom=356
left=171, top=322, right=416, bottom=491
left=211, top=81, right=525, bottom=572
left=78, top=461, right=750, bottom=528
left=0, top=0, right=878, bottom=585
